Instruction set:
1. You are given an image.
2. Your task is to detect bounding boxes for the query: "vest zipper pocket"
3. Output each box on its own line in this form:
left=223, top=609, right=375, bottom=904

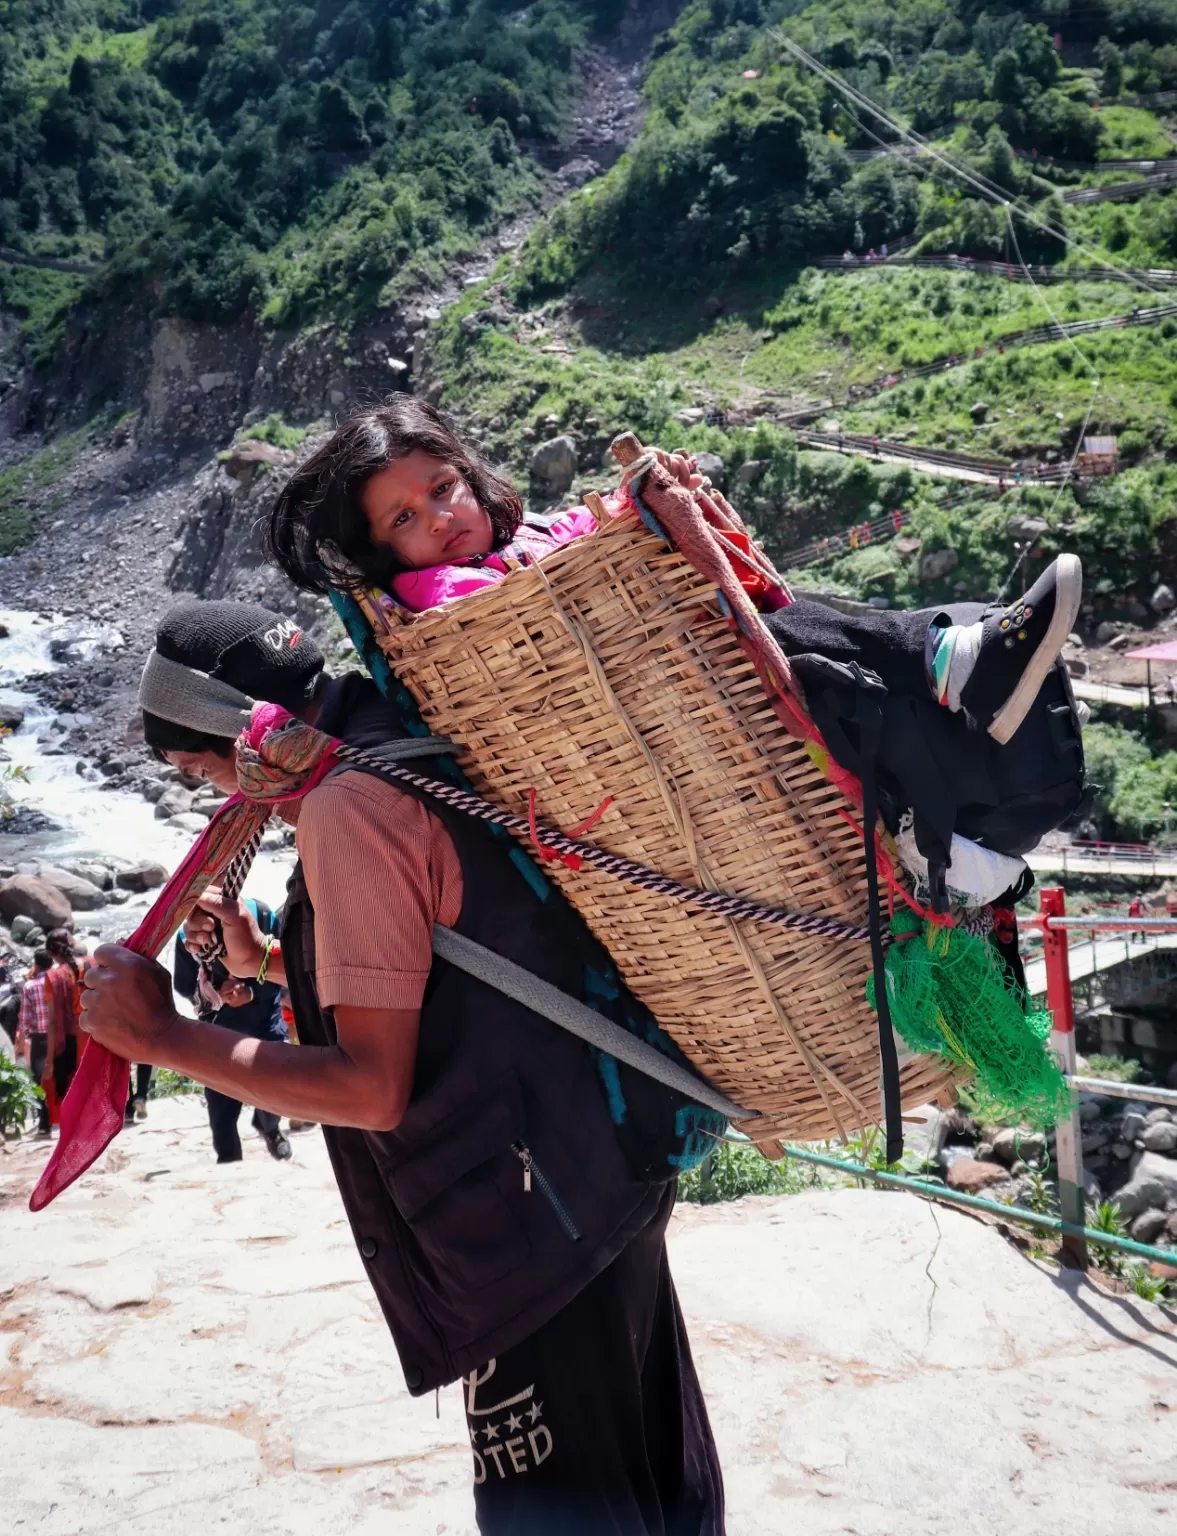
left=512, top=1140, right=582, bottom=1242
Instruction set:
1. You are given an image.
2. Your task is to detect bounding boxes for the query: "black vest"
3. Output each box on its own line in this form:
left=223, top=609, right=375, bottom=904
left=283, top=675, right=666, bottom=1395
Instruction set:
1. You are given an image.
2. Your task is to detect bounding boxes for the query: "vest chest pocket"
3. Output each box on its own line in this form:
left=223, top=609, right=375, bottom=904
left=381, top=1074, right=533, bottom=1290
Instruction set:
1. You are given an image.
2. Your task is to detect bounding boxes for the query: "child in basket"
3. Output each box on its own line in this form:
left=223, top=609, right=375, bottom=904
left=268, top=398, right=1085, bottom=914
left=268, top=395, right=1083, bottom=753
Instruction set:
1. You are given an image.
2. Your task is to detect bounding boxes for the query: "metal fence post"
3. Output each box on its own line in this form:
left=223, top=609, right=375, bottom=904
left=1041, top=886, right=1088, bottom=1268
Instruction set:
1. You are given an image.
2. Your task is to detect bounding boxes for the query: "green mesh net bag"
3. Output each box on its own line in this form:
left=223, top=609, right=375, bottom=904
left=866, top=910, right=1072, bottom=1129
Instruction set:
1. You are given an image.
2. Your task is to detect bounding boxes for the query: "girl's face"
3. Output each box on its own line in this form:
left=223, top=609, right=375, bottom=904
left=361, top=449, right=493, bottom=570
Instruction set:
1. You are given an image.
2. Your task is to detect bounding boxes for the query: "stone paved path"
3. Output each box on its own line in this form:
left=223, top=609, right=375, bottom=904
left=3, top=1097, right=1176, bottom=1535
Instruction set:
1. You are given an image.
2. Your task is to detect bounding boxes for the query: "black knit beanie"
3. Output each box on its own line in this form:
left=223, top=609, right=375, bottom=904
left=154, top=600, right=325, bottom=709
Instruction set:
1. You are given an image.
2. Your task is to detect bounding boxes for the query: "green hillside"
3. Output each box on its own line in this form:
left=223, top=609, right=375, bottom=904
left=3, top=0, right=1177, bottom=621
left=0, top=0, right=621, bottom=346
left=433, top=0, right=1177, bottom=616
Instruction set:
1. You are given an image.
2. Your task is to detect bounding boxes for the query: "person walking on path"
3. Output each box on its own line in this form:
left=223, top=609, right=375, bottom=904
left=124, top=1062, right=153, bottom=1125
left=44, top=929, right=86, bottom=1114
left=172, top=897, right=292, bottom=1164
left=80, top=598, right=725, bottom=1535
left=15, top=949, right=55, bottom=1137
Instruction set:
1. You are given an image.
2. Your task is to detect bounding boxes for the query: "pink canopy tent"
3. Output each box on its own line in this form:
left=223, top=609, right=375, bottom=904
left=1124, top=640, right=1177, bottom=707
left=1125, top=640, right=1177, bottom=663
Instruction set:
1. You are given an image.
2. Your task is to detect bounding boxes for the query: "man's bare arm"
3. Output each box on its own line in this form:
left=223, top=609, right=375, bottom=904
left=81, top=947, right=417, bottom=1131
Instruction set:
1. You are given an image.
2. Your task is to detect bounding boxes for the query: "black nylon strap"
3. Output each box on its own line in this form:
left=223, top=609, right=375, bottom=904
left=851, top=666, right=905, bottom=1166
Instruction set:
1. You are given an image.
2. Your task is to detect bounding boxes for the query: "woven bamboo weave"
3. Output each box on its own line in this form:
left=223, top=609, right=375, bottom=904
left=360, top=491, right=951, bottom=1143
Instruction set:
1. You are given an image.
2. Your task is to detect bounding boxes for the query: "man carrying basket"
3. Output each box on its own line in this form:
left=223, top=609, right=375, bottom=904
left=81, top=598, right=726, bottom=1536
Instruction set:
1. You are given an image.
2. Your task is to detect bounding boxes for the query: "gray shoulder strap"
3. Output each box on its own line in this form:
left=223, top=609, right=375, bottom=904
left=325, top=736, right=457, bottom=780
left=430, top=924, right=752, bottom=1122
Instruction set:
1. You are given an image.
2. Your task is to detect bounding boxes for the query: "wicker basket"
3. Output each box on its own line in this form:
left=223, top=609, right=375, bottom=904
left=355, top=454, right=952, bottom=1144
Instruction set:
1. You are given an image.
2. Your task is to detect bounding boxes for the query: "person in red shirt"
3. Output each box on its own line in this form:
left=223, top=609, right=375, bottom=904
left=15, top=949, right=55, bottom=1137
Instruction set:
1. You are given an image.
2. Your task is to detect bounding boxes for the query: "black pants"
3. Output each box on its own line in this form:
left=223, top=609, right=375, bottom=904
left=54, top=1035, right=78, bottom=1105
left=463, top=1192, right=724, bottom=1536
left=28, top=1034, right=50, bottom=1132
left=764, top=597, right=985, bottom=698
left=125, top=1063, right=153, bottom=1114
left=205, top=1088, right=281, bottom=1163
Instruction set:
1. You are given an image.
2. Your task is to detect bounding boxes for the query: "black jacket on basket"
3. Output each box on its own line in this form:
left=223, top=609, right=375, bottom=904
left=282, top=675, right=675, bottom=1397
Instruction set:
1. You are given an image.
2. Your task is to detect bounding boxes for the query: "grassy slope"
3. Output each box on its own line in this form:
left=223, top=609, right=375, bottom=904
left=433, top=2, right=1177, bottom=618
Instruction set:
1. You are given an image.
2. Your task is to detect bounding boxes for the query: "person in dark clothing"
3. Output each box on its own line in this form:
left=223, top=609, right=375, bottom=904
left=173, top=897, right=292, bottom=1164
left=80, top=598, right=725, bottom=1535
left=124, top=1063, right=153, bottom=1125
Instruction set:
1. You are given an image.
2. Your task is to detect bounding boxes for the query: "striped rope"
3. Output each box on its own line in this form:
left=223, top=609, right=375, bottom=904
left=334, top=744, right=873, bottom=945
left=187, top=819, right=268, bottom=969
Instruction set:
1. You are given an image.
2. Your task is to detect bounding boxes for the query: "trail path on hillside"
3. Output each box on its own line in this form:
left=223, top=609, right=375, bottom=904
left=2, top=1097, right=1175, bottom=1535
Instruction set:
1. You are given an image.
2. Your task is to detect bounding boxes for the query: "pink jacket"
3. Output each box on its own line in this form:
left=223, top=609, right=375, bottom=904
left=387, top=504, right=609, bottom=614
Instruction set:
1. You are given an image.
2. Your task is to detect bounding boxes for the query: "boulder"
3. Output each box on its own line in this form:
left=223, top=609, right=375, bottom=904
left=220, top=440, right=288, bottom=485
left=1141, top=1120, right=1177, bottom=1154
left=9, top=914, right=39, bottom=944
left=0, top=701, right=25, bottom=732
left=34, top=864, right=106, bottom=912
left=1095, top=620, right=1128, bottom=645
left=168, top=813, right=212, bottom=834
left=0, top=875, right=73, bottom=932
left=734, top=459, right=769, bottom=487
left=154, top=788, right=193, bottom=821
left=946, top=1157, right=1011, bottom=1193
left=694, top=452, right=726, bottom=488
left=1151, top=583, right=1176, bottom=615
left=675, top=407, right=706, bottom=427
left=115, top=863, right=168, bottom=894
left=1112, top=1150, right=1177, bottom=1219
left=920, top=547, right=958, bottom=582
left=61, top=859, right=114, bottom=892
left=969, top=400, right=989, bottom=421
left=1167, top=1210, right=1177, bottom=1240
left=1121, top=1110, right=1146, bottom=1141
left=1130, top=1208, right=1169, bottom=1244
left=1005, top=515, right=1049, bottom=542
left=991, top=1127, right=1019, bottom=1167
left=1143, top=1106, right=1172, bottom=1126
left=530, top=435, right=578, bottom=495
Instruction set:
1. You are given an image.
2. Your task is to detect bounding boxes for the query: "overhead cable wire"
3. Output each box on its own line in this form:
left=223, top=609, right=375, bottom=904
left=773, top=30, right=1164, bottom=296
left=994, top=205, right=1102, bottom=600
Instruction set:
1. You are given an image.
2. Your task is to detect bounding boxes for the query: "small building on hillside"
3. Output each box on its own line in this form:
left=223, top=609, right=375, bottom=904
left=1077, top=435, right=1118, bottom=477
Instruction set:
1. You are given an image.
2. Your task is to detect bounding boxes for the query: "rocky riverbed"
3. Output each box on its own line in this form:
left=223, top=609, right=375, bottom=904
left=936, top=1094, right=1177, bottom=1259
left=0, top=607, right=295, bottom=973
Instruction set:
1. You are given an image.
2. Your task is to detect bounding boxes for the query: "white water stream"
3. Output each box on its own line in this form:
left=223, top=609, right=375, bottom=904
left=0, top=608, right=292, bottom=934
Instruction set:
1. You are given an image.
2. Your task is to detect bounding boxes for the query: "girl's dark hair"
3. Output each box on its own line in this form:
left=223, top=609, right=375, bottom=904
left=45, top=929, right=80, bottom=978
left=265, top=394, right=524, bottom=593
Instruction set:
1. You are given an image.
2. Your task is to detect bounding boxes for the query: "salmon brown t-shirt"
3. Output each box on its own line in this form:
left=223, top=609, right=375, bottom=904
left=295, top=769, right=463, bottom=1012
